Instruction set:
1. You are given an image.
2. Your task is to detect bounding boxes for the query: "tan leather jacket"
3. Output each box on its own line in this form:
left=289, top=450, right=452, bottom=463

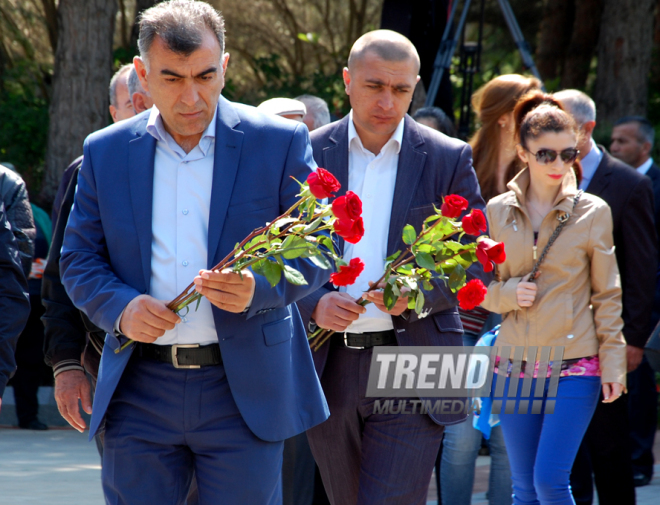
left=482, top=168, right=627, bottom=386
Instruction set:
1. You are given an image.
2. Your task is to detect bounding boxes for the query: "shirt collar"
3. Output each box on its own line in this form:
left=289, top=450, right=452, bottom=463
left=347, top=110, right=404, bottom=156
left=579, top=138, right=602, bottom=185
left=146, top=105, right=218, bottom=157
left=636, top=157, right=654, bottom=175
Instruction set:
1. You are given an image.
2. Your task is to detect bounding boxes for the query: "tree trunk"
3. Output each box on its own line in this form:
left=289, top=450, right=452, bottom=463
left=594, top=0, right=656, bottom=126
left=130, top=0, right=162, bottom=51
left=39, top=0, right=117, bottom=208
left=560, top=0, right=603, bottom=90
left=535, top=0, right=573, bottom=82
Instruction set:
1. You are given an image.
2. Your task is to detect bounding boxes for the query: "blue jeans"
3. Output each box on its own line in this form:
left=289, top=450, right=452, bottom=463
left=498, top=375, right=600, bottom=505
left=438, top=332, right=512, bottom=505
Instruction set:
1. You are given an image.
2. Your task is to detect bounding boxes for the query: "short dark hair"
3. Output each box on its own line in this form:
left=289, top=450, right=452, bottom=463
left=138, top=0, right=225, bottom=64
left=412, top=107, right=457, bottom=137
left=614, top=115, right=655, bottom=148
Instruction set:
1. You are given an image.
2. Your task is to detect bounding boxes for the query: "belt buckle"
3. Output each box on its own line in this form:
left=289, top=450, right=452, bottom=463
left=343, top=333, right=366, bottom=350
left=171, top=344, right=201, bottom=369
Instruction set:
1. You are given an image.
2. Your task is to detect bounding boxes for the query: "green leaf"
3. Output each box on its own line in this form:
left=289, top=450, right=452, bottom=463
left=415, top=290, right=425, bottom=313
left=282, top=265, right=308, bottom=285
left=334, top=257, right=348, bottom=267
left=407, top=295, right=416, bottom=310
left=444, top=240, right=465, bottom=252
left=415, top=243, right=436, bottom=254
left=303, top=216, right=324, bottom=234
left=415, top=251, right=436, bottom=271
left=245, top=235, right=268, bottom=252
left=396, top=263, right=414, bottom=275
left=309, top=253, right=332, bottom=270
left=448, top=263, right=466, bottom=291
left=281, top=236, right=310, bottom=259
left=424, top=214, right=442, bottom=224
left=391, top=283, right=401, bottom=297
left=383, top=283, right=398, bottom=310
left=423, top=280, right=434, bottom=291
left=385, top=250, right=402, bottom=262
left=261, top=260, right=282, bottom=287
left=402, top=225, right=416, bottom=245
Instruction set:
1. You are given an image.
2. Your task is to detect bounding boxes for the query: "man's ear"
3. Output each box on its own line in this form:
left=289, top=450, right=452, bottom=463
left=641, top=141, right=653, bottom=159
left=109, top=105, right=118, bottom=123
left=134, top=56, right=149, bottom=93
left=343, top=67, right=351, bottom=95
left=581, top=120, right=596, bottom=139
left=221, top=52, right=230, bottom=76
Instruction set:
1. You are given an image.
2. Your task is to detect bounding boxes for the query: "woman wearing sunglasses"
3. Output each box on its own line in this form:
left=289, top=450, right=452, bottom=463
left=481, top=90, right=627, bottom=505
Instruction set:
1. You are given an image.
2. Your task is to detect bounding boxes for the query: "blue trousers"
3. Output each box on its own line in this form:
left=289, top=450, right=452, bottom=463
left=102, top=354, right=284, bottom=505
left=437, top=331, right=512, bottom=505
left=498, top=375, right=600, bottom=505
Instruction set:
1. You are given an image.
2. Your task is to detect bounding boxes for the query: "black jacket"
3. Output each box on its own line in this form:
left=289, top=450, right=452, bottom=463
left=0, top=201, right=30, bottom=396
left=42, top=165, right=104, bottom=377
left=0, top=164, right=35, bottom=276
left=586, top=148, right=658, bottom=348
left=643, top=162, right=660, bottom=329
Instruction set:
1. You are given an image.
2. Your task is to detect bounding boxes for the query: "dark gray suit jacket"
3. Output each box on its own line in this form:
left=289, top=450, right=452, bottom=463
left=297, top=115, right=490, bottom=425
left=586, top=148, right=657, bottom=348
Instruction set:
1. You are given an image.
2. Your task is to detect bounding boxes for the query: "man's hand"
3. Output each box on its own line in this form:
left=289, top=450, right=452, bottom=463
left=363, top=281, right=409, bottom=316
left=602, top=382, right=625, bottom=403
left=194, top=268, right=256, bottom=313
left=311, top=292, right=366, bottom=332
left=119, top=294, right=181, bottom=342
left=516, top=273, right=538, bottom=308
left=54, top=370, right=92, bottom=433
left=626, top=345, right=644, bottom=372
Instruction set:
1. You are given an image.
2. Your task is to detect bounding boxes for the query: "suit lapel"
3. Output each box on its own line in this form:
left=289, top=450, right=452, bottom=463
left=387, top=116, right=426, bottom=255
left=127, top=122, right=156, bottom=292
left=323, top=117, right=350, bottom=255
left=208, top=97, right=244, bottom=267
left=585, top=146, right=613, bottom=196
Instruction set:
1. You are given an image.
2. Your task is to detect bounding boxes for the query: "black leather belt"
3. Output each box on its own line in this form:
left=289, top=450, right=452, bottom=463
left=333, top=330, right=397, bottom=349
left=137, top=343, right=222, bottom=369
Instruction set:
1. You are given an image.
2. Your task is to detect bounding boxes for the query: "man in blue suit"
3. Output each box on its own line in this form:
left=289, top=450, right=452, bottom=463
left=60, top=2, right=329, bottom=503
left=297, top=30, right=488, bottom=504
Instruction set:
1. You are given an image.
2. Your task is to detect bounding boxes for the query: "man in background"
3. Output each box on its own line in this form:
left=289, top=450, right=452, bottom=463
left=295, top=95, right=331, bottom=132
left=108, top=64, right=135, bottom=123
left=609, top=115, right=659, bottom=488
left=0, top=202, right=31, bottom=417
left=127, top=66, right=154, bottom=114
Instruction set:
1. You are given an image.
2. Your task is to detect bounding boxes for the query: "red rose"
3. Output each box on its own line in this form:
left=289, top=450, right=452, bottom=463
left=334, top=217, right=365, bottom=244
left=307, top=168, right=341, bottom=199
left=330, top=258, right=365, bottom=286
left=476, top=238, right=506, bottom=272
left=441, top=194, right=469, bottom=218
left=461, top=209, right=487, bottom=236
left=332, top=191, right=363, bottom=220
left=457, top=279, right=488, bottom=310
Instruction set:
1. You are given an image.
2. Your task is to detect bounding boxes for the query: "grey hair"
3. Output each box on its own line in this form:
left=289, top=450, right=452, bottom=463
left=615, top=115, right=655, bottom=148
left=127, top=66, right=146, bottom=100
left=553, top=89, right=596, bottom=126
left=295, top=94, right=331, bottom=130
left=109, top=64, right=133, bottom=107
left=137, top=0, right=225, bottom=67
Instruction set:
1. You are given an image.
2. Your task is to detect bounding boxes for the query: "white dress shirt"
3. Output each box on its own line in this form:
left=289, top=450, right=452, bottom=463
left=578, top=138, right=603, bottom=190
left=145, top=105, right=218, bottom=346
left=340, top=111, right=404, bottom=333
left=636, top=158, right=654, bottom=176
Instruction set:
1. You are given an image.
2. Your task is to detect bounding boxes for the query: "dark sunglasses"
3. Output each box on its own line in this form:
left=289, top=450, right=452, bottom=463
left=524, top=147, right=580, bottom=165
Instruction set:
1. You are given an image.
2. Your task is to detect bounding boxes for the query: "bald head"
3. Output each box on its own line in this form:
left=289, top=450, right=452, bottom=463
left=348, top=30, right=420, bottom=73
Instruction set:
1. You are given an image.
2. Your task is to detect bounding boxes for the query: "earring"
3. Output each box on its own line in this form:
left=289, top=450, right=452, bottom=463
left=499, top=123, right=505, bottom=128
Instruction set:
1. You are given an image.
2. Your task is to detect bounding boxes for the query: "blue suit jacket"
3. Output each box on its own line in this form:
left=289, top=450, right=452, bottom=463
left=61, top=96, right=330, bottom=442
left=297, top=115, right=490, bottom=425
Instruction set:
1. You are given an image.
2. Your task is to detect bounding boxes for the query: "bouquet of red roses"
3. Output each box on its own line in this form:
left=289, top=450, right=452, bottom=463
left=116, top=168, right=365, bottom=353
left=308, top=194, right=506, bottom=351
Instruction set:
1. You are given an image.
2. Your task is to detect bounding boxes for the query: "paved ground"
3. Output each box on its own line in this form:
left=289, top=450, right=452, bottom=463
left=1, top=424, right=658, bottom=505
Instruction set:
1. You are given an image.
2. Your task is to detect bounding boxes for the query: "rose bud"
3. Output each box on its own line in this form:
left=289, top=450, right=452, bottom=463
left=307, top=168, right=341, bottom=199
left=334, top=217, right=365, bottom=244
left=476, top=238, right=506, bottom=272
left=461, top=209, right=487, bottom=236
left=441, top=194, right=469, bottom=218
left=332, top=191, right=363, bottom=220
left=457, top=279, right=488, bottom=310
left=330, top=258, right=365, bottom=286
